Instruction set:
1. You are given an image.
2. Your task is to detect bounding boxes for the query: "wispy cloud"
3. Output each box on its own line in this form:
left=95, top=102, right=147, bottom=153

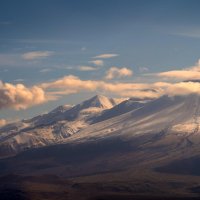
left=171, top=28, right=200, bottom=39
left=94, top=54, right=119, bottom=59
left=158, top=70, right=200, bottom=80
left=105, top=67, right=133, bottom=79
left=78, top=66, right=98, bottom=71
left=156, top=59, right=200, bottom=80
left=13, top=79, right=24, bottom=82
left=39, top=68, right=52, bottom=73
left=22, top=51, right=54, bottom=60
left=139, top=67, right=149, bottom=73
left=81, top=47, right=86, bottom=51
left=89, top=60, right=104, bottom=66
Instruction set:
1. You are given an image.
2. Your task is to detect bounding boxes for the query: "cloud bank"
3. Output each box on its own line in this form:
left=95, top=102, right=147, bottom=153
left=3, top=59, right=200, bottom=111
left=1, top=76, right=200, bottom=110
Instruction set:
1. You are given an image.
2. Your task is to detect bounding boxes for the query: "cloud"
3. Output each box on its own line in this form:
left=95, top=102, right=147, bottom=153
left=94, top=54, right=118, bottom=59
left=3, top=74, right=200, bottom=111
left=158, top=70, right=200, bottom=80
left=78, top=66, right=98, bottom=71
left=4, top=58, right=200, bottom=111
left=0, top=21, right=11, bottom=25
left=139, top=67, right=149, bottom=73
left=0, top=81, right=47, bottom=110
left=22, top=51, right=54, bottom=60
left=13, top=79, right=24, bottom=82
left=0, top=119, right=7, bottom=127
left=41, top=75, right=200, bottom=100
left=105, top=67, right=133, bottom=79
left=186, top=59, right=200, bottom=71
left=40, top=75, right=160, bottom=99
left=89, top=60, right=104, bottom=66
left=157, top=59, right=200, bottom=80
left=81, top=47, right=86, bottom=51
left=39, top=68, right=52, bottom=73
left=164, top=82, right=200, bottom=97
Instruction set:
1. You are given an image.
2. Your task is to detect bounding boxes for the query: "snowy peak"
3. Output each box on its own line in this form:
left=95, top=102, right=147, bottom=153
left=80, top=95, right=117, bottom=109
left=59, top=95, right=121, bottom=121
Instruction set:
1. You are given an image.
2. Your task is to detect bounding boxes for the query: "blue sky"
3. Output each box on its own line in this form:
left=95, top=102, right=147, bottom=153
left=1, top=0, right=200, bottom=123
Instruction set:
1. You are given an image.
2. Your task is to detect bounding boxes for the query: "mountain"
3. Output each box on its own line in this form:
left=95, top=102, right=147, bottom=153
left=0, top=95, right=131, bottom=157
left=93, top=98, right=149, bottom=123
left=3, top=93, right=200, bottom=157
left=2, top=93, right=200, bottom=158
left=66, top=94, right=200, bottom=144
left=1, top=94, right=200, bottom=199
left=24, top=95, right=123, bottom=126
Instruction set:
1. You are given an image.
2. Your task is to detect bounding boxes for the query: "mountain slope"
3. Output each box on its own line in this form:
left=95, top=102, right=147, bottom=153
left=2, top=94, right=200, bottom=157
left=0, top=95, right=130, bottom=157
left=66, top=94, right=200, bottom=143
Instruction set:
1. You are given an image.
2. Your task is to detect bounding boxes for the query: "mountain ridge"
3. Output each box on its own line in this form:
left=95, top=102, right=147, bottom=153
left=2, top=93, right=200, bottom=159
left=0, top=95, right=136, bottom=157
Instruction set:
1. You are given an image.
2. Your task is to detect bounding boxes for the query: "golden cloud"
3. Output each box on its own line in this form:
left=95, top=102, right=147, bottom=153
left=0, top=81, right=46, bottom=110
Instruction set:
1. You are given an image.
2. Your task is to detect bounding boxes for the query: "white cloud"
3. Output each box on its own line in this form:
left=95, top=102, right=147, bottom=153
left=22, top=51, right=54, bottom=60
left=105, top=67, right=133, bottom=79
left=89, top=60, right=104, bottom=66
left=78, top=66, right=98, bottom=71
left=3, top=73, right=200, bottom=111
left=94, top=54, right=119, bottom=59
left=41, top=75, right=200, bottom=100
left=158, top=70, right=200, bottom=80
left=156, top=59, right=200, bottom=80
left=13, top=79, right=24, bottom=82
left=40, top=75, right=160, bottom=99
left=40, top=68, right=52, bottom=73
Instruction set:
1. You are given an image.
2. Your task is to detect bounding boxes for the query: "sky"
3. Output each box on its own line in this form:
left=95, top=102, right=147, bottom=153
left=2, top=0, right=200, bottom=124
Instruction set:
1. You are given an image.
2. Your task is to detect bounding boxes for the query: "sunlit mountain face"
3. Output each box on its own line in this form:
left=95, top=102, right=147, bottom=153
left=1, top=0, right=200, bottom=199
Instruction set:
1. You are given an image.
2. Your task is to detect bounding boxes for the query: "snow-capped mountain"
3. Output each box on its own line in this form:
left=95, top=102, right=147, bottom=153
left=2, top=93, right=200, bottom=198
left=4, top=93, right=200, bottom=158
left=66, top=94, right=200, bottom=143
left=93, top=98, right=149, bottom=123
left=0, top=95, right=131, bottom=157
